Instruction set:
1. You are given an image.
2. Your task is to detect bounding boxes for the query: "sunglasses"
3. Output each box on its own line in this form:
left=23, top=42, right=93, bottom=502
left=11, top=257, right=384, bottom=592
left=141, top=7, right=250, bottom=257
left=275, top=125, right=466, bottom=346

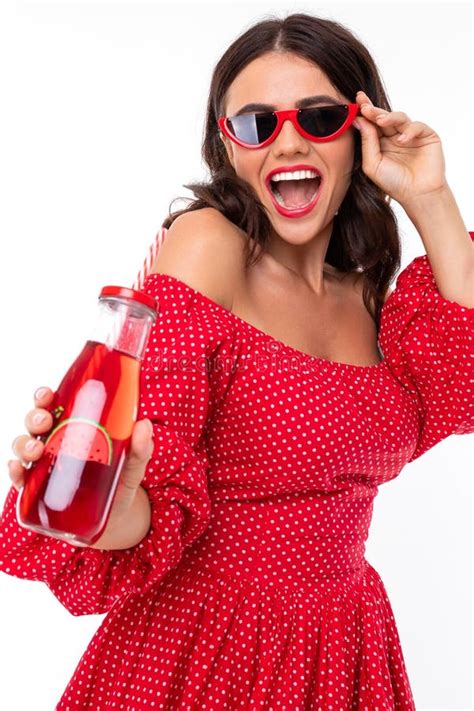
left=218, top=103, right=361, bottom=149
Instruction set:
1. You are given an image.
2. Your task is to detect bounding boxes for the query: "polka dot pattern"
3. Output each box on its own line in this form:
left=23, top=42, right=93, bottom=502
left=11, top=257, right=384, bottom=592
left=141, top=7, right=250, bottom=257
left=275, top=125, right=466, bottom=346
left=1, top=233, right=473, bottom=709
left=379, top=237, right=474, bottom=462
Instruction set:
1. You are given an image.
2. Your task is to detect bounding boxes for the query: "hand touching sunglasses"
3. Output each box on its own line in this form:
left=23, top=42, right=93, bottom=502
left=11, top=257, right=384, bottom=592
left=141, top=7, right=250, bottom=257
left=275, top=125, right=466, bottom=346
left=218, top=103, right=361, bottom=149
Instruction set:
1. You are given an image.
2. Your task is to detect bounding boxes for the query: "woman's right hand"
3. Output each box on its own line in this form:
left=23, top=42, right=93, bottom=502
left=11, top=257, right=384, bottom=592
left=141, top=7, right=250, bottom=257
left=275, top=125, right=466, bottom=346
left=8, top=386, right=155, bottom=549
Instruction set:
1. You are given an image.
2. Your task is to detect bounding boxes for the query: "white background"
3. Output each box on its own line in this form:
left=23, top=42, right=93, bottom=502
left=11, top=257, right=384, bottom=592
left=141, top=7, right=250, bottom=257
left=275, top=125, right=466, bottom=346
left=0, top=1, right=472, bottom=709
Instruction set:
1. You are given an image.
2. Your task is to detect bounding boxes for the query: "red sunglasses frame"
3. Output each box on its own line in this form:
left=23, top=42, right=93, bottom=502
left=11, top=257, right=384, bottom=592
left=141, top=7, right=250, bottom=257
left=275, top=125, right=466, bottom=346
left=218, top=103, right=361, bottom=149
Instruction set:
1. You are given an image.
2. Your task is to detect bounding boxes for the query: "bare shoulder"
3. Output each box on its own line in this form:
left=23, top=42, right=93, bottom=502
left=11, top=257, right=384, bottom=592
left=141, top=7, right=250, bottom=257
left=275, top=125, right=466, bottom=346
left=150, top=208, right=247, bottom=309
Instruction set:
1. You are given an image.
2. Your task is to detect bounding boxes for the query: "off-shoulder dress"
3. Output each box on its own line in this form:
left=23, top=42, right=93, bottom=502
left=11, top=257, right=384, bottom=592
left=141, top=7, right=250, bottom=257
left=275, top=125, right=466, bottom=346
left=1, top=232, right=473, bottom=709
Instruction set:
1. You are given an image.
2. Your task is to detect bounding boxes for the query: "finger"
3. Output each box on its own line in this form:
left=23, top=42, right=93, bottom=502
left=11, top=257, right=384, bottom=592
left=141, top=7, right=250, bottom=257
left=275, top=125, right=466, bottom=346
left=360, top=102, right=380, bottom=120
left=25, top=407, right=53, bottom=435
left=356, top=101, right=390, bottom=141
left=367, top=109, right=413, bottom=140
left=34, top=386, right=54, bottom=409
left=12, top=434, right=44, bottom=463
left=7, top=459, right=25, bottom=492
left=357, top=93, right=412, bottom=134
left=356, top=90, right=389, bottom=115
left=356, top=92, right=384, bottom=131
left=356, top=90, right=373, bottom=106
left=356, top=91, right=384, bottom=116
left=119, top=420, right=154, bottom=492
left=375, top=111, right=411, bottom=132
left=354, top=112, right=385, bottom=141
left=353, top=115, right=383, bottom=178
left=396, top=121, right=432, bottom=142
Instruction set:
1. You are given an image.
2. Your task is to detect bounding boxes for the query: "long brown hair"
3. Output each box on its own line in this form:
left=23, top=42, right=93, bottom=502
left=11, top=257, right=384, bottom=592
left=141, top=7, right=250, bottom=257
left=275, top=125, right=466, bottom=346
left=162, top=12, right=401, bottom=333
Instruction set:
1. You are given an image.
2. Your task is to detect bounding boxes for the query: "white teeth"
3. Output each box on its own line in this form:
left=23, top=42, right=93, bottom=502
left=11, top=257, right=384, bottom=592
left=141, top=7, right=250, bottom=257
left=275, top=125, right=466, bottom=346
left=271, top=169, right=320, bottom=182
left=273, top=187, right=286, bottom=206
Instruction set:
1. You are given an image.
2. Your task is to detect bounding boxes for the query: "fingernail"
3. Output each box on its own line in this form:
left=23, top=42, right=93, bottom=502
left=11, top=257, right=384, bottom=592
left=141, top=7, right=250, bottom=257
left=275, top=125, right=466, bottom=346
left=146, top=419, right=154, bottom=435
left=33, top=412, right=47, bottom=425
left=35, top=387, right=48, bottom=400
left=25, top=440, right=38, bottom=451
left=353, top=119, right=361, bottom=129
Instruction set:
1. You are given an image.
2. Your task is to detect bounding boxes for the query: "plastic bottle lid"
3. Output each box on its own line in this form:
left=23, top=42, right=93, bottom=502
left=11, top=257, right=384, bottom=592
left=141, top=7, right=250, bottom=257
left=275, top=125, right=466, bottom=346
left=99, top=285, right=158, bottom=313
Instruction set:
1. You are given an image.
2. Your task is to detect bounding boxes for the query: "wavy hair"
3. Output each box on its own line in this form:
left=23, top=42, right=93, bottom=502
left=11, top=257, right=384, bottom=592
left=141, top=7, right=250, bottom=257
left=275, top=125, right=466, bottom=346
left=162, top=12, right=402, bottom=332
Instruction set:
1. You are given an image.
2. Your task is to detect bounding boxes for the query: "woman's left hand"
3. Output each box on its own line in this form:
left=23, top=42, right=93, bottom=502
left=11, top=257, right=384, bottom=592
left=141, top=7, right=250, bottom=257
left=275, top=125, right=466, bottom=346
left=354, top=90, right=448, bottom=206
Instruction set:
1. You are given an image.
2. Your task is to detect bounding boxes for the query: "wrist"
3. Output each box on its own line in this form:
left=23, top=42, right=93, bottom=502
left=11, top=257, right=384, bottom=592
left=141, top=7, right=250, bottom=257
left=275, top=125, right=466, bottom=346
left=401, top=181, right=452, bottom=219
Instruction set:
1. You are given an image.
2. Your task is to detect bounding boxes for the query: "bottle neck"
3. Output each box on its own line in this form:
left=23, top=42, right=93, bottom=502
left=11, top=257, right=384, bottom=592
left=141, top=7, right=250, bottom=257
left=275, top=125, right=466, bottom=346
left=91, top=297, right=156, bottom=360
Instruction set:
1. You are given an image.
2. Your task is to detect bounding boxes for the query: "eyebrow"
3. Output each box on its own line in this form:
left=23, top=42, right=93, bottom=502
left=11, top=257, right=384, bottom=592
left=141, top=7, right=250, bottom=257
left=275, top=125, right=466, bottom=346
left=233, top=95, right=343, bottom=116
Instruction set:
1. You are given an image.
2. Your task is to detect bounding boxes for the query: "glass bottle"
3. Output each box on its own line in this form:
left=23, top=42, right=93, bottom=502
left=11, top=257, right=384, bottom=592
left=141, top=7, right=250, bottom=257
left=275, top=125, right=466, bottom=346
left=16, top=285, right=158, bottom=547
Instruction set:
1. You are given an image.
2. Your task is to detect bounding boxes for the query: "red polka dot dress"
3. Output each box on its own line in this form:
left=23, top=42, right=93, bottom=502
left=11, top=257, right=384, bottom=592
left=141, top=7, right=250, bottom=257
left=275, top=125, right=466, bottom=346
left=1, top=232, right=473, bottom=710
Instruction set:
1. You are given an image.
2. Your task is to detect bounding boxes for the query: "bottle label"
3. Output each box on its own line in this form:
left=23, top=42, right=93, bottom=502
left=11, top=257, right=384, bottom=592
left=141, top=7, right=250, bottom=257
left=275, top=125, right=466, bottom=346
left=44, top=417, right=113, bottom=466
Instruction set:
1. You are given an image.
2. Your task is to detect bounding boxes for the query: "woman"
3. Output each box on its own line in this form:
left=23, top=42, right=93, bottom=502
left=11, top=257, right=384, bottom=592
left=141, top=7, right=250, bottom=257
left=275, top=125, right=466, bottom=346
left=1, top=12, right=473, bottom=710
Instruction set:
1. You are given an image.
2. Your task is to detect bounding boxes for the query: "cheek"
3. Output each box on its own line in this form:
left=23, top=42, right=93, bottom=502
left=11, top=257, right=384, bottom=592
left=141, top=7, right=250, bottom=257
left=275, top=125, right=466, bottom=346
left=324, top=141, right=355, bottom=183
left=234, top=151, right=264, bottom=185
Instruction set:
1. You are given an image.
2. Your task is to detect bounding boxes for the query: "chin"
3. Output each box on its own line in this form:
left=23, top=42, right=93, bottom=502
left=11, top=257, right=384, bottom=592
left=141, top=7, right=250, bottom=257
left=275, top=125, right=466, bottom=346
left=268, top=209, right=338, bottom=243
left=269, top=223, right=322, bottom=243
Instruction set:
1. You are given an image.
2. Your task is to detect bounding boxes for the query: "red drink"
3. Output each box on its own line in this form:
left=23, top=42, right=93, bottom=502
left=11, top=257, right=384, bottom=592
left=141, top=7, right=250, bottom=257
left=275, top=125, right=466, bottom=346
left=16, top=286, right=157, bottom=546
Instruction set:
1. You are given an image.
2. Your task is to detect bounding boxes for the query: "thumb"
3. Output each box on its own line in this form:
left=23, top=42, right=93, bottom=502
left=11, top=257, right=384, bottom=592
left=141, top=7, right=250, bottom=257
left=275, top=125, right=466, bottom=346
left=352, top=115, right=381, bottom=180
left=119, top=419, right=154, bottom=491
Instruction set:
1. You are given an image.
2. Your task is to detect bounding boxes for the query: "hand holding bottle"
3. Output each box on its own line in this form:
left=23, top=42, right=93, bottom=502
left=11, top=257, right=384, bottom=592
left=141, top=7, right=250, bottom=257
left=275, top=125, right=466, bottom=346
left=9, top=386, right=155, bottom=549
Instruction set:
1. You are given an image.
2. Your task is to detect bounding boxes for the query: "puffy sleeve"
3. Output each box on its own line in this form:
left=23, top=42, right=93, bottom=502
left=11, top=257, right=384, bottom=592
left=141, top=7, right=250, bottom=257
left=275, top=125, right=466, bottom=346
left=0, top=274, right=225, bottom=615
left=379, top=232, right=474, bottom=462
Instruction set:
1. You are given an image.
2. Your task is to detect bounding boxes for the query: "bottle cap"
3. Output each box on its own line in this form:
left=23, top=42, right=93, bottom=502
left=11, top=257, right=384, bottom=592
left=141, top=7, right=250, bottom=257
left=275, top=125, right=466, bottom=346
left=99, top=285, right=158, bottom=314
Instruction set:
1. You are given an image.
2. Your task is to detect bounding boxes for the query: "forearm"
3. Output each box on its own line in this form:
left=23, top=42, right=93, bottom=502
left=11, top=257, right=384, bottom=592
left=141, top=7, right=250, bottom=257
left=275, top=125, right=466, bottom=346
left=90, top=485, right=152, bottom=551
left=402, top=183, right=474, bottom=307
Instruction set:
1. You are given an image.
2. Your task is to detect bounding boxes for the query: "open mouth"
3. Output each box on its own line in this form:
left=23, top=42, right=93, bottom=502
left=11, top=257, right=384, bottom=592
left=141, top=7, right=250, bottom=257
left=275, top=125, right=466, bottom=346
left=268, top=176, right=322, bottom=210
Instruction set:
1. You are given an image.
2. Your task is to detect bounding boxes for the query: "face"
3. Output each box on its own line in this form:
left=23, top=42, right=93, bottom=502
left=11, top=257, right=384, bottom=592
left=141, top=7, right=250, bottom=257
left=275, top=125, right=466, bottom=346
left=221, top=51, right=357, bottom=245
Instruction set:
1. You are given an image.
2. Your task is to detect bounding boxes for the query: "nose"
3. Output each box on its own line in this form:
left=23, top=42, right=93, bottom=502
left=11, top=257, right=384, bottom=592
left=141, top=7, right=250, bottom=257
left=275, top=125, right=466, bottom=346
left=272, top=116, right=308, bottom=153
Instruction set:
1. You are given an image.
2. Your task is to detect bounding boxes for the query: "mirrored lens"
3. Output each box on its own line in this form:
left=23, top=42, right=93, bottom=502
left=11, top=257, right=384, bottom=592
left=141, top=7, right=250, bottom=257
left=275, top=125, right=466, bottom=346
left=226, top=112, right=278, bottom=145
left=298, top=106, right=349, bottom=137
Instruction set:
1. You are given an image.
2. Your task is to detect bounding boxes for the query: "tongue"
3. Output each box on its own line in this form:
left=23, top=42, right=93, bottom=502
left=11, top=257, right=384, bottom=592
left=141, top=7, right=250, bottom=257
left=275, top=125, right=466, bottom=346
left=275, top=177, right=320, bottom=208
